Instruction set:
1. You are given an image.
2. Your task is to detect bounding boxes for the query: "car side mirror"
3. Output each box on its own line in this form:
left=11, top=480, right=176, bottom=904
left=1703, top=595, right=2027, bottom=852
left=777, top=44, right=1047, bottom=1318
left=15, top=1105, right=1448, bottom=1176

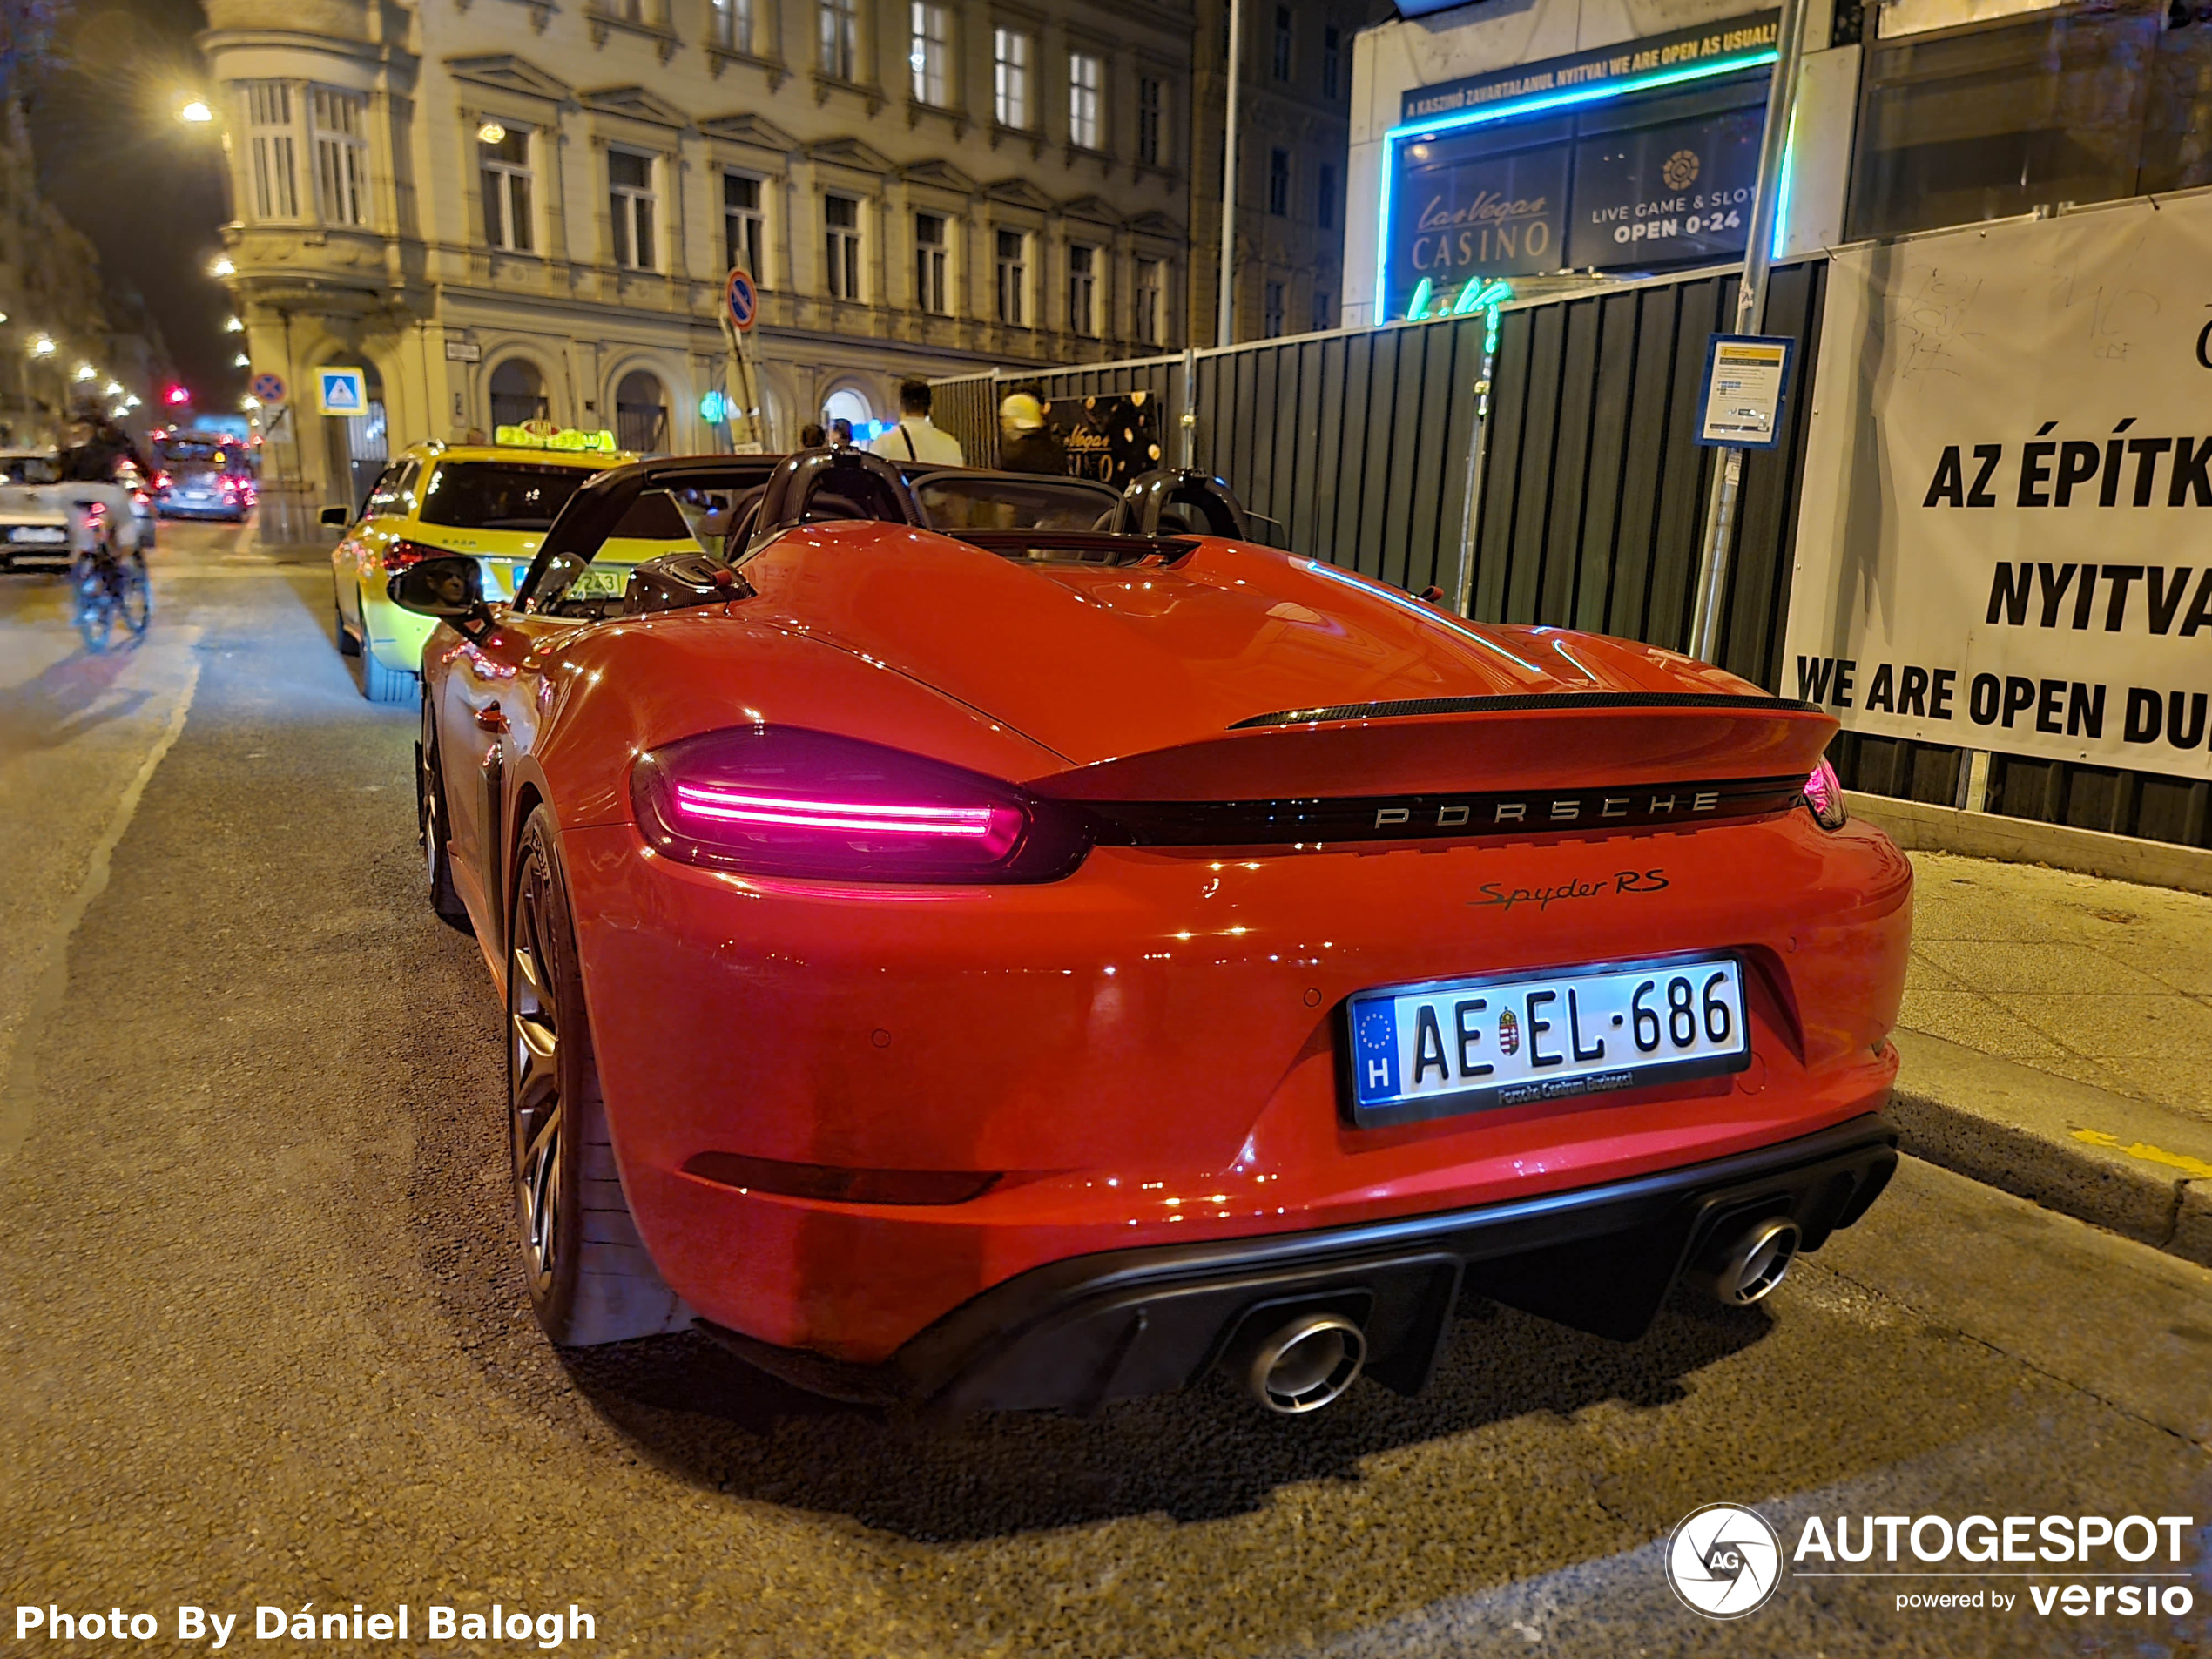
left=388, top=555, right=495, bottom=637
left=320, top=505, right=350, bottom=527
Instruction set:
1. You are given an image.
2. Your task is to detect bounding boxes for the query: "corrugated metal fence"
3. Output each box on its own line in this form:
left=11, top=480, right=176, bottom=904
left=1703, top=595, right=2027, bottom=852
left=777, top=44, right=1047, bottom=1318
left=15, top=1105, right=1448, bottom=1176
left=934, top=258, right=2204, bottom=849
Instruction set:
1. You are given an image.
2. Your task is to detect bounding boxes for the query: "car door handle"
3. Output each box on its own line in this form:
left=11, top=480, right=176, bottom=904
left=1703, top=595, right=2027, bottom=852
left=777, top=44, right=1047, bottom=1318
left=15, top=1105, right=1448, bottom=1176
left=475, top=703, right=509, bottom=732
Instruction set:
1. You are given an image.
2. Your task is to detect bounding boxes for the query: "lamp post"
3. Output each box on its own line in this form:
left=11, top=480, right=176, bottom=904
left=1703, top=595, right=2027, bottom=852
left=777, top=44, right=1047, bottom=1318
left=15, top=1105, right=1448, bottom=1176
left=1215, top=0, right=1243, bottom=349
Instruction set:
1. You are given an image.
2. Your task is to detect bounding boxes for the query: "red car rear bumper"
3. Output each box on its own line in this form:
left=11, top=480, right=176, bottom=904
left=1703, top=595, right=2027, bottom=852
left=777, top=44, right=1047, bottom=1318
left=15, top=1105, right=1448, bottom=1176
left=560, top=812, right=1911, bottom=1374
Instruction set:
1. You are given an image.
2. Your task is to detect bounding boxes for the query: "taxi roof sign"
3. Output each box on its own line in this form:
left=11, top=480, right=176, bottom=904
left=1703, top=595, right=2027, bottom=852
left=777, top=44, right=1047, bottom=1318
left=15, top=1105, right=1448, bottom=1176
left=493, top=423, right=619, bottom=453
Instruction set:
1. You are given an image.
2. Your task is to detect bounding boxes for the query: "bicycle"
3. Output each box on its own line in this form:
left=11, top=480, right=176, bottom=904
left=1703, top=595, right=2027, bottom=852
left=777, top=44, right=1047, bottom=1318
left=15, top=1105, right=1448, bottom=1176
left=69, top=510, right=152, bottom=651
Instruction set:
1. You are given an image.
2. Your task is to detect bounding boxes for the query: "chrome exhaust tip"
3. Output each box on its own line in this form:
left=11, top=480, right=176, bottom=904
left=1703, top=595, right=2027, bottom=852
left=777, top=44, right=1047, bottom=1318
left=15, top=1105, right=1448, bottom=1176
left=1691, top=1217, right=1801, bottom=1307
left=1244, top=1312, right=1367, bottom=1414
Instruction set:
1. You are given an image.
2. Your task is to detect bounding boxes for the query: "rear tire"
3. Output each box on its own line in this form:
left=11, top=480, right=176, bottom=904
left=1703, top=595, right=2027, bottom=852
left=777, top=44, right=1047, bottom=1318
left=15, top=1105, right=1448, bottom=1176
left=507, top=806, right=690, bottom=1346
left=361, top=641, right=414, bottom=705
left=116, top=553, right=151, bottom=640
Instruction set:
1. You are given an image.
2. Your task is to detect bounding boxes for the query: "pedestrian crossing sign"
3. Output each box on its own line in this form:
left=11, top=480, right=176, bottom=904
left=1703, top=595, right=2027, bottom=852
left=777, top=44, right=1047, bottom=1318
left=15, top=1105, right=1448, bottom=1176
left=317, top=367, right=369, bottom=416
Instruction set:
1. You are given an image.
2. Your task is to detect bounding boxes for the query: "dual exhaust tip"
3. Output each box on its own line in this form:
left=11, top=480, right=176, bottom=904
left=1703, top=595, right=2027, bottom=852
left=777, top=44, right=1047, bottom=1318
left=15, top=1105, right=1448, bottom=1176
left=1232, top=1217, right=1799, bottom=1415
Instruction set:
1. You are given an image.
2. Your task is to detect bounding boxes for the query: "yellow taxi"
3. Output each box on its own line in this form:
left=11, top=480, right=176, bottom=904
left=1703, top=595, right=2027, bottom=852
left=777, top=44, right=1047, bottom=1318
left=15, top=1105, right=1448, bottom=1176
left=327, top=430, right=691, bottom=702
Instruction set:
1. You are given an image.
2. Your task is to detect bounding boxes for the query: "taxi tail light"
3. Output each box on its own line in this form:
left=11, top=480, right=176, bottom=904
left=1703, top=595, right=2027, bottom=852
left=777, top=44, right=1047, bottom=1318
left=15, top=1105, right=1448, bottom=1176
left=631, top=726, right=1089, bottom=883
left=1803, top=758, right=1847, bottom=831
left=381, top=538, right=442, bottom=572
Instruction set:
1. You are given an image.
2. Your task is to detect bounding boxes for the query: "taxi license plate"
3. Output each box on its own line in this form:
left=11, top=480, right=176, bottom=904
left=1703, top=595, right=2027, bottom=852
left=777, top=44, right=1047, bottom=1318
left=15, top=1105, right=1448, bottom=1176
left=1343, top=954, right=1750, bottom=1129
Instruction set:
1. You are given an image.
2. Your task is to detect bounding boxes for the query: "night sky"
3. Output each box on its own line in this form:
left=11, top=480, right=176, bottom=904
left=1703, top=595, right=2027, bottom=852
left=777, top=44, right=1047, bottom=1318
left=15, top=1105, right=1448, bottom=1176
left=25, top=0, right=239, bottom=408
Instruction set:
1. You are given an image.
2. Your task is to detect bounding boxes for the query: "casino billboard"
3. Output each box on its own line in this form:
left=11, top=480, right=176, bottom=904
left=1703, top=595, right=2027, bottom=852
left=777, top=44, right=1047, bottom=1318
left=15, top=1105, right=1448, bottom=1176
left=1379, top=11, right=1779, bottom=321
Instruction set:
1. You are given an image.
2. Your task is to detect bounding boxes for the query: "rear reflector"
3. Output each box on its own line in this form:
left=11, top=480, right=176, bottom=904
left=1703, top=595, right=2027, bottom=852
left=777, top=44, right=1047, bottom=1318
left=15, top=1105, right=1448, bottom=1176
left=682, top=1151, right=998, bottom=1206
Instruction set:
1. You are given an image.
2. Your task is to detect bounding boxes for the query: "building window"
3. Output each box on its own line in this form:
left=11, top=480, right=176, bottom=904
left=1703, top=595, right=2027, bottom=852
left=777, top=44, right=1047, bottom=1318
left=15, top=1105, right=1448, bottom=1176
left=1322, top=24, right=1341, bottom=98
left=1268, top=147, right=1290, bottom=216
left=909, top=3, right=950, bottom=105
left=819, top=0, right=858, bottom=80
left=723, top=172, right=764, bottom=277
left=244, top=82, right=299, bottom=220
left=824, top=192, right=862, bottom=300
left=1263, top=280, right=1285, bottom=338
left=609, top=149, right=657, bottom=270
left=310, top=87, right=368, bottom=227
left=993, top=28, right=1031, bottom=129
left=611, top=0, right=644, bottom=21
left=995, top=227, right=1028, bottom=326
left=1069, top=51, right=1103, bottom=150
left=711, top=0, right=753, bottom=51
left=1318, top=161, right=1336, bottom=230
left=1271, top=5, right=1292, bottom=80
left=1136, top=76, right=1163, bottom=166
left=914, top=211, right=949, bottom=314
left=1067, top=244, right=1097, bottom=336
left=480, top=125, right=533, bottom=253
left=489, top=357, right=550, bottom=428
left=1136, top=258, right=1165, bottom=347
left=614, top=368, right=669, bottom=455
left=1311, top=287, right=1332, bottom=333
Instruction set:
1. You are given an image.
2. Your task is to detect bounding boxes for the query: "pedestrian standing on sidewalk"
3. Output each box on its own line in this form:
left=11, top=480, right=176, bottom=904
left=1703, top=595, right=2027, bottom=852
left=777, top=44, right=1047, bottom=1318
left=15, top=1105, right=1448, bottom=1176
left=996, top=392, right=1068, bottom=475
left=866, top=380, right=964, bottom=465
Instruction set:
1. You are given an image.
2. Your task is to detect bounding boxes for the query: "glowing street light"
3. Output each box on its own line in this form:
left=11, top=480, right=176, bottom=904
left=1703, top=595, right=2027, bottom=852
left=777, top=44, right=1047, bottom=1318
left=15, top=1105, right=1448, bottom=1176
left=232, top=352, right=249, bottom=367
left=209, top=256, right=234, bottom=278
left=104, top=380, right=122, bottom=396
left=179, top=98, right=214, bottom=123
left=224, top=316, right=243, bottom=333
left=73, top=363, right=95, bottom=381
left=29, top=335, right=54, bottom=356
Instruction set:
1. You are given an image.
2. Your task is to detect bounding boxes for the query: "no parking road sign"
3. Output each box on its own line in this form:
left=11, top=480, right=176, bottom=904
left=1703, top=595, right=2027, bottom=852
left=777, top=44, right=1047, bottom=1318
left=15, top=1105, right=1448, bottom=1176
left=317, top=366, right=369, bottom=416
left=250, top=372, right=287, bottom=404
left=724, top=266, right=758, bottom=334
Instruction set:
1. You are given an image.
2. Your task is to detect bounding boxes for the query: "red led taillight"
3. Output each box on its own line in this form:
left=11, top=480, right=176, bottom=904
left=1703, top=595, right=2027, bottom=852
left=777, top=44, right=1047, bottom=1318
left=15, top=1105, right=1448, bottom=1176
left=1802, top=758, right=1847, bottom=831
left=381, top=538, right=442, bottom=572
left=631, top=726, right=1089, bottom=883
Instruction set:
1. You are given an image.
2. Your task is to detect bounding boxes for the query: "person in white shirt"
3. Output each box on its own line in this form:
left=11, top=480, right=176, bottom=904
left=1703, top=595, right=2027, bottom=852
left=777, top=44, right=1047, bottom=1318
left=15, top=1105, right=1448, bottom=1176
left=866, top=380, right=965, bottom=465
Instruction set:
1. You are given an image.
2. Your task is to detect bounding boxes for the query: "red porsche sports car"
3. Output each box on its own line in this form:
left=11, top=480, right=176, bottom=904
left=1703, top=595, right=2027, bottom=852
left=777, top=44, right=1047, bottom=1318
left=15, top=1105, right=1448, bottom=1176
left=393, top=449, right=1910, bottom=1416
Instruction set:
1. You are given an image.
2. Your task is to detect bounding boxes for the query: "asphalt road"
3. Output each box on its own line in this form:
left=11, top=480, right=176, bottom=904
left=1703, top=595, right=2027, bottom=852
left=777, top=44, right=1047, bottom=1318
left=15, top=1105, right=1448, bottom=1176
left=2, top=525, right=2209, bottom=1658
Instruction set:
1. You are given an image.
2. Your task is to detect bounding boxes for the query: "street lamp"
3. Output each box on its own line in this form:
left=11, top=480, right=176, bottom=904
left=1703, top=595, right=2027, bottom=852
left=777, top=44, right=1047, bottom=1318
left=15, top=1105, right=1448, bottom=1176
left=104, top=380, right=122, bottom=396
left=30, top=335, right=54, bottom=356
left=73, top=363, right=95, bottom=381
left=179, top=98, right=213, bottom=123
left=209, top=257, right=234, bottom=278
left=224, top=316, right=243, bottom=333
left=232, top=352, right=249, bottom=368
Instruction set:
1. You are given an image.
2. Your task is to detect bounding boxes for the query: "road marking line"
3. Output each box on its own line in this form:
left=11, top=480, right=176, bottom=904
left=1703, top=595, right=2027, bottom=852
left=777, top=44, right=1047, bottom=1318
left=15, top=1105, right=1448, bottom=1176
left=2070, top=1128, right=2212, bottom=1182
left=0, top=645, right=201, bottom=1170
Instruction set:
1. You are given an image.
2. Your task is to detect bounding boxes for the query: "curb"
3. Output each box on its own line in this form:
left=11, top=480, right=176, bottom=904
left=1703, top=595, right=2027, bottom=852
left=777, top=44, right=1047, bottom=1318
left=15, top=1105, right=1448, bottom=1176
left=1888, top=1028, right=2212, bottom=1267
left=1847, top=792, right=2212, bottom=898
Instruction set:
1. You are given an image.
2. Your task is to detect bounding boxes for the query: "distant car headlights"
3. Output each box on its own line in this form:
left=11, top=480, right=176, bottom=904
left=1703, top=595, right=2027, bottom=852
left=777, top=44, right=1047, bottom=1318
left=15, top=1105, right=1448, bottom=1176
left=631, top=725, right=1091, bottom=883
left=1802, top=758, right=1847, bottom=831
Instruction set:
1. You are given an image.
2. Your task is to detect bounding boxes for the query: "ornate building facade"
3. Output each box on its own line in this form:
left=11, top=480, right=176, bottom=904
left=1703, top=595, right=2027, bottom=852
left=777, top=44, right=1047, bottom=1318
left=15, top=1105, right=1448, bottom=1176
left=199, top=0, right=1197, bottom=521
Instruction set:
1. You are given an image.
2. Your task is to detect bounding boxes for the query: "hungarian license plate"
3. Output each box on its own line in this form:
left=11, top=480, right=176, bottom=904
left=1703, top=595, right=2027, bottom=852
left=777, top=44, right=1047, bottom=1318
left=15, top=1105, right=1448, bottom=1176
left=1344, top=954, right=1750, bottom=1129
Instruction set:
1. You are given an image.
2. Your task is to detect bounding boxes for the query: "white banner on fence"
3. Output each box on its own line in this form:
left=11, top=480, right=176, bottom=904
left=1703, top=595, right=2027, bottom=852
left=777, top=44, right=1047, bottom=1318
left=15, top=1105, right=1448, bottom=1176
left=1784, top=193, right=2212, bottom=782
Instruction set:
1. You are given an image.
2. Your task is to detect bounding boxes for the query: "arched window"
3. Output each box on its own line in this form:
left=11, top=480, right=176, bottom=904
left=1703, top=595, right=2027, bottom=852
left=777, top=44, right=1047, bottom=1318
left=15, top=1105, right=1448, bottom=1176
left=489, top=358, right=549, bottom=428
left=615, top=368, right=668, bottom=454
left=821, top=386, right=872, bottom=437
left=323, top=357, right=388, bottom=513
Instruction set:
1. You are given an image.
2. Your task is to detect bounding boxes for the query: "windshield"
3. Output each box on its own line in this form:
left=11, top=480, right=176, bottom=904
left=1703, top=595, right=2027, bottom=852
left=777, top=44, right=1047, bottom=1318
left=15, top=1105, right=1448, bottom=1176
left=0, top=455, right=58, bottom=485
left=420, top=462, right=597, bottom=531
left=916, top=473, right=1118, bottom=532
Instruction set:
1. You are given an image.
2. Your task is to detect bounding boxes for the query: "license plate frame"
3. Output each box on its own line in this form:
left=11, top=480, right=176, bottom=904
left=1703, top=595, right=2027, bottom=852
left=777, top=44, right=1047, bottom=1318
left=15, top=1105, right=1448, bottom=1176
left=1339, top=952, right=1751, bottom=1130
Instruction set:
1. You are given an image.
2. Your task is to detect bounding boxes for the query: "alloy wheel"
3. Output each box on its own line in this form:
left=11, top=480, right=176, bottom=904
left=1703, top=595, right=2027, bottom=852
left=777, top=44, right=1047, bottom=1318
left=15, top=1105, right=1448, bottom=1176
left=509, top=855, right=563, bottom=1298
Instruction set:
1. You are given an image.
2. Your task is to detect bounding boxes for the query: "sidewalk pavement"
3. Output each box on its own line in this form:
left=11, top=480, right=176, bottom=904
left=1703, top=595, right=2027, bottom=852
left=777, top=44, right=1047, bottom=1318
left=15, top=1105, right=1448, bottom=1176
left=1888, top=848, right=2212, bottom=1265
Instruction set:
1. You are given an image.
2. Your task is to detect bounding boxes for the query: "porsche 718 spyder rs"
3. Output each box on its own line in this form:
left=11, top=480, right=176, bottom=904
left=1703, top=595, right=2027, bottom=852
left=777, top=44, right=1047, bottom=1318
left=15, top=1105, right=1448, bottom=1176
left=391, top=448, right=1911, bottom=1417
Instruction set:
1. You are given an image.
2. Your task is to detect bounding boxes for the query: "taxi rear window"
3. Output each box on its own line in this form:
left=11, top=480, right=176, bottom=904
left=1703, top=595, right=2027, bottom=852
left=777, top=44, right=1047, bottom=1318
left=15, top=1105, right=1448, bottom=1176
left=420, top=462, right=594, bottom=531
